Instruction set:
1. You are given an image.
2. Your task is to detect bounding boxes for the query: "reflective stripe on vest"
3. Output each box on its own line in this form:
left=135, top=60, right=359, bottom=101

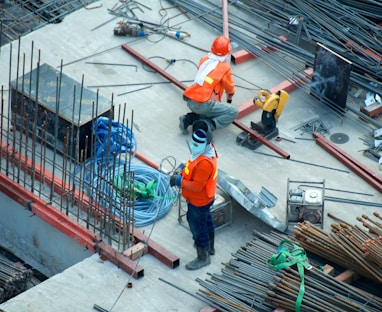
left=183, top=57, right=230, bottom=103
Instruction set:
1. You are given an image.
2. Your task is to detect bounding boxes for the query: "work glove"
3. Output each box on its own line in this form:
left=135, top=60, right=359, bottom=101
left=227, top=94, right=234, bottom=104
left=170, top=174, right=182, bottom=187
left=174, top=163, right=185, bottom=175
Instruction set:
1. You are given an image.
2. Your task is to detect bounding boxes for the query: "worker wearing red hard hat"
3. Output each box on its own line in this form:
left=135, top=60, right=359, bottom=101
left=179, top=36, right=238, bottom=134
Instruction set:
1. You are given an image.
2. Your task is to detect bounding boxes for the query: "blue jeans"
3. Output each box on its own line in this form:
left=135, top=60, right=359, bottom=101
left=186, top=200, right=215, bottom=248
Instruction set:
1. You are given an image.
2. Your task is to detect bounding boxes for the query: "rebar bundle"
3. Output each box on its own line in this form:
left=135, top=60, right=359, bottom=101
left=196, top=231, right=289, bottom=312
left=267, top=267, right=382, bottom=312
left=0, top=254, right=33, bottom=303
left=293, top=212, right=382, bottom=283
left=234, top=0, right=382, bottom=79
left=0, top=0, right=99, bottom=46
left=168, top=0, right=382, bottom=131
left=196, top=230, right=382, bottom=311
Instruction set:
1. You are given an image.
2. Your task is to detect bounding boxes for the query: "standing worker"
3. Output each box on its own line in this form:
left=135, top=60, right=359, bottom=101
left=179, top=36, right=238, bottom=134
left=170, top=121, right=218, bottom=270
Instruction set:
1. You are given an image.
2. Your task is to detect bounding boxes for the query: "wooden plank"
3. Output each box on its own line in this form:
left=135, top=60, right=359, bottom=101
left=322, top=264, right=334, bottom=276
left=123, top=242, right=148, bottom=260
left=335, top=269, right=359, bottom=284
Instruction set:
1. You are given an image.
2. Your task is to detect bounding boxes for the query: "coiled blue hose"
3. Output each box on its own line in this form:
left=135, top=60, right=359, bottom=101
left=92, top=161, right=177, bottom=227
left=77, top=116, right=177, bottom=227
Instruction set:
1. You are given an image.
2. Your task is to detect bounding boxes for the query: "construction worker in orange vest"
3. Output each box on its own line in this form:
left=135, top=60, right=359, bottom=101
left=170, top=120, right=218, bottom=270
left=179, top=36, right=238, bottom=135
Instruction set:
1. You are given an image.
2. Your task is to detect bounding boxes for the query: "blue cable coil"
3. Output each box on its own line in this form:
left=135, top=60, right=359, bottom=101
left=92, top=162, right=177, bottom=227
left=77, top=117, right=177, bottom=227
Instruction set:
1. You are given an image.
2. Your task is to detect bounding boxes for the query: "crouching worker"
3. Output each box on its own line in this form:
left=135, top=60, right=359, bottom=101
left=179, top=35, right=238, bottom=134
left=170, top=120, right=218, bottom=270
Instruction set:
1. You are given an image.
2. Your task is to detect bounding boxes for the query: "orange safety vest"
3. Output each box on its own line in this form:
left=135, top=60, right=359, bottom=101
left=183, top=56, right=231, bottom=102
left=181, top=155, right=218, bottom=206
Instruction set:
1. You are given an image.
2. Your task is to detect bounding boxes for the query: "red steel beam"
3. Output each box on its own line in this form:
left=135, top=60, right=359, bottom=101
left=222, top=0, right=230, bottom=67
left=0, top=169, right=146, bottom=278
left=121, top=44, right=187, bottom=90
left=134, top=151, right=160, bottom=170
left=97, top=241, right=144, bottom=279
left=0, top=172, right=100, bottom=252
left=237, top=99, right=259, bottom=119
left=313, top=132, right=382, bottom=192
left=345, top=41, right=382, bottom=62
left=233, top=119, right=290, bottom=159
left=133, top=230, right=180, bottom=269
left=313, top=132, right=382, bottom=184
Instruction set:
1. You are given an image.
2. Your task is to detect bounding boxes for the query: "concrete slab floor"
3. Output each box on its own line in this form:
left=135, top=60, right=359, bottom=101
left=1, top=0, right=382, bottom=311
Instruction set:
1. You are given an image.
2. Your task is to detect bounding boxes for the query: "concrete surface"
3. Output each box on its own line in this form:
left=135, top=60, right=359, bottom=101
left=0, top=192, right=93, bottom=278
left=1, top=0, right=382, bottom=311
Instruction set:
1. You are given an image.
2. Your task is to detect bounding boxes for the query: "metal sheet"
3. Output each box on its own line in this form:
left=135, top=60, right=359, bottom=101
left=217, top=169, right=287, bottom=232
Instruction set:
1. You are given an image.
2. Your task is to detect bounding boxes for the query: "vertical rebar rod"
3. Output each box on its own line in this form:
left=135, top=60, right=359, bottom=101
left=5, top=43, right=12, bottom=176
left=1, top=85, right=4, bottom=149
left=50, top=61, right=62, bottom=201
left=30, top=40, right=36, bottom=192
left=62, top=127, right=69, bottom=215
left=16, top=52, right=26, bottom=184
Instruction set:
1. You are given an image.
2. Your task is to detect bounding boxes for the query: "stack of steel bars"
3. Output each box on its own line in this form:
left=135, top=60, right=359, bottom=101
left=169, top=0, right=382, bottom=81
left=292, top=212, right=382, bottom=283
left=0, top=254, right=33, bottom=303
left=232, top=0, right=382, bottom=80
left=337, top=0, right=382, bottom=20
left=0, top=0, right=99, bottom=47
left=168, top=0, right=382, bottom=130
left=196, top=229, right=382, bottom=311
left=266, top=266, right=382, bottom=312
left=196, top=231, right=280, bottom=312
left=168, top=0, right=313, bottom=89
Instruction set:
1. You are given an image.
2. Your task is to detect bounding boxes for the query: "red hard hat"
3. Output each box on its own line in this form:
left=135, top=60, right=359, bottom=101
left=211, top=36, right=232, bottom=56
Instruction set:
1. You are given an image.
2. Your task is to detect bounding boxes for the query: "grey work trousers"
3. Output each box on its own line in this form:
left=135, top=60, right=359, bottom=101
left=186, top=99, right=239, bottom=130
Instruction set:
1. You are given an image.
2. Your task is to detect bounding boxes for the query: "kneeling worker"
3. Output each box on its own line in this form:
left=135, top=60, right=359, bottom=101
left=179, top=36, right=238, bottom=134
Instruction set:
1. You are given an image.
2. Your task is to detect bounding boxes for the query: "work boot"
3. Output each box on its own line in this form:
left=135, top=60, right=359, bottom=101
left=185, top=246, right=210, bottom=270
left=179, top=113, right=199, bottom=134
left=209, top=232, right=215, bottom=256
